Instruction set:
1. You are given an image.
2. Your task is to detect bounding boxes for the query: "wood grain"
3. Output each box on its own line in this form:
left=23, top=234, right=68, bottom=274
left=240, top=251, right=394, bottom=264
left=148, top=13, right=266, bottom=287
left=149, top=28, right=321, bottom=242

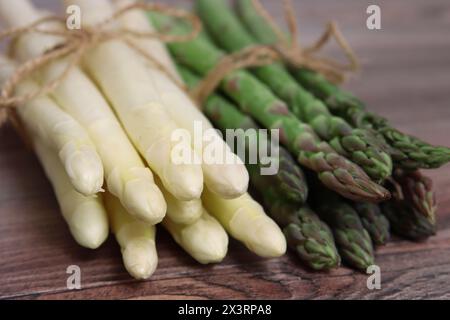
left=1, top=0, right=450, bottom=300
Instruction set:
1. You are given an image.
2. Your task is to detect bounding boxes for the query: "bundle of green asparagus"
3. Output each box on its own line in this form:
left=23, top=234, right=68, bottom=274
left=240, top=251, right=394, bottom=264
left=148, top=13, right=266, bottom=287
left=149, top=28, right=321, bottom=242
left=0, top=0, right=447, bottom=279
left=235, top=0, right=450, bottom=171
left=148, top=0, right=445, bottom=272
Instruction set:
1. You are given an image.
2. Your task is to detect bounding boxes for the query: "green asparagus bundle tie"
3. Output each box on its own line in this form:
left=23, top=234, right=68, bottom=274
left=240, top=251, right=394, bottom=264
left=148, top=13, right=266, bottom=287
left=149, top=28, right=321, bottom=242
left=234, top=0, right=450, bottom=170
left=0, top=2, right=202, bottom=123
left=197, top=0, right=393, bottom=182
left=150, top=13, right=390, bottom=203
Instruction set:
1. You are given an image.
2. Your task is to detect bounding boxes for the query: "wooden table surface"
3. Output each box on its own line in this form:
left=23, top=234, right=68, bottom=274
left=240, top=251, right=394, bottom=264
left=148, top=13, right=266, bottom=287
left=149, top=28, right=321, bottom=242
left=1, top=0, right=450, bottom=300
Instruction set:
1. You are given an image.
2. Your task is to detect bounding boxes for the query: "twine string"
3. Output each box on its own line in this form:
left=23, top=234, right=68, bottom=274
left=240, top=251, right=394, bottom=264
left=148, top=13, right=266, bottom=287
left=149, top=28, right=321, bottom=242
left=190, top=0, right=360, bottom=105
left=0, top=2, right=202, bottom=127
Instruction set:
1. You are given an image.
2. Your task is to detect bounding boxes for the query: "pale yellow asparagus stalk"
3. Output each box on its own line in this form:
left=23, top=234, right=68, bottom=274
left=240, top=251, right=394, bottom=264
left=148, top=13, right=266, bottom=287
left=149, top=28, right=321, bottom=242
left=65, top=0, right=203, bottom=201
left=113, top=0, right=181, bottom=81
left=154, top=177, right=202, bottom=225
left=0, top=0, right=167, bottom=224
left=202, top=189, right=287, bottom=258
left=104, top=192, right=158, bottom=280
left=114, top=0, right=249, bottom=199
left=0, top=55, right=103, bottom=196
left=33, top=138, right=108, bottom=249
left=163, top=209, right=229, bottom=264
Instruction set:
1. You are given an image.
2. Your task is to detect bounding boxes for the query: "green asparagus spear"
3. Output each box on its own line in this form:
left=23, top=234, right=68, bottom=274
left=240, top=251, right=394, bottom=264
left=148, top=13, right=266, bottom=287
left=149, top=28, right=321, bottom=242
left=381, top=201, right=436, bottom=241
left=195, top=0, right=392, bottom=182
left=352, top=202, right=390, bottom=246
left=236, top=0, right=450, bottom=170
left=150, top=13, right=390, bottom=203
left=313, top=190, right=375, bottom=271
left=178, top=65, right=308, bottom=204
left=295, top=69, right=450, bottom=170
left=381, top=170, right=436, bottom=240
left=251, top=165, right=340, bottom=270
left=179, top=66, right=339, bottom=270
left=393, top=169, right=436, bottom=221
left=272, top=203, right=341, bottom=271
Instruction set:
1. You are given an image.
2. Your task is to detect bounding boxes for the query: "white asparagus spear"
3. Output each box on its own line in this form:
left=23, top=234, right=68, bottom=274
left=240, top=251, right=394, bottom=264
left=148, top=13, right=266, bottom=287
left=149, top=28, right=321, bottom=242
left=0, top=55, right=103, bottom=196
left=104, top=192, right=158, bottom=280
left=163, top=209, right=229, bottom=264
left=202, top=188, right=287, bottom=258
left=154, top=176, right=202, bottom=225
left=113, top=0, right=181, bottom=82
left=65, top=0, right=204, bottom=201
left=33, top=137, right=108, bottom=249
left=0, top=1, right=167, bottom=224
left=114, top=0, right=249, bottom=199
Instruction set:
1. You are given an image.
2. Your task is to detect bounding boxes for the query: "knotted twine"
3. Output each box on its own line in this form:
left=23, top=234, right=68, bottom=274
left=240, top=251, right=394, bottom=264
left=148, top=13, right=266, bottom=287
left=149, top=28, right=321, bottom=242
left=0, top=2, right=201, bottom=129
left=191, top=0, right=360, bottom=106
left=0, top=0, right=359, bottom=132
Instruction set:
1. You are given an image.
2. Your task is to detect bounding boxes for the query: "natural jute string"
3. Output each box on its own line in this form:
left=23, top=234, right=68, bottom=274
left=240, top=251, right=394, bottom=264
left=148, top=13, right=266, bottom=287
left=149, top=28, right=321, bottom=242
left=190, top=0, right=360, bottom=105
left=0, top=1, right=201, bottom=127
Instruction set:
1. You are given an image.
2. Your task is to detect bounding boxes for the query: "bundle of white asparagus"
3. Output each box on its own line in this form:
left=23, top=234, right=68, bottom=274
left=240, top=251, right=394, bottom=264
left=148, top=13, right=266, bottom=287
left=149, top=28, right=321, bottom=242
left=0, top=0, right=286, bottom=280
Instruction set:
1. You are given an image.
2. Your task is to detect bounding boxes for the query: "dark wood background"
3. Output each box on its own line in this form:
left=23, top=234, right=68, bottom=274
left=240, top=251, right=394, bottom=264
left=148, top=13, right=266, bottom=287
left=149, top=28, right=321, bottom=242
left=1, top=0, right=450, bottom=300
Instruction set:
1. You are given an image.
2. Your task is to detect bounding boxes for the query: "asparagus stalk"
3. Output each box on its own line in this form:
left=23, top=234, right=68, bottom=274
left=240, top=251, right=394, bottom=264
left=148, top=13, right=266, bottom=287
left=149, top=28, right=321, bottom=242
left=196, top=0, right=392, bottom=182
left=236, top=0, right=450, bottom=170
left=352, top=202, right=390, bottom=246
left=202, top=188, right=287, bottom=258
left=382, top=170, right=436, bottom=240
left=33, top=138, right=108, bottom=249
left=162, top=209, right=229, bottom=264
left=178, top=65, right=308, bottom=204
left=105, top=192, right=158, bottom=280
left=393, top=169, right=436, bottom=221
left=1, top=0, right=168, bottom=224
left=179, top=67, right=338, bottom=268
left=253, top=178, right=340, bottom=269
left=155, top=176, right=203, bottom=225
left=65, top=0, right=204, bottom=202
left=0, top=55, right=103, bottom=196
left=295, top=70, right=450, bottom=170
left=381, top=201, right=436, bottom=241
left=116, top=0, right=250, bottom=199
left=113, top=0, right=181, bottom=82
left=313, top=190, right=375, bottom=271
left=150, top=13, right=389, bottom=203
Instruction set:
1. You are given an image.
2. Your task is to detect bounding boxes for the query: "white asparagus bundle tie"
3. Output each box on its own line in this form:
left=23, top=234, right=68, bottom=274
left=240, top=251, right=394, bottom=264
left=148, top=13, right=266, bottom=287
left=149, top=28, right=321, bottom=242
left=0, top=55, right=104, bottom=196
left=0, top=0, right=167, bottom=224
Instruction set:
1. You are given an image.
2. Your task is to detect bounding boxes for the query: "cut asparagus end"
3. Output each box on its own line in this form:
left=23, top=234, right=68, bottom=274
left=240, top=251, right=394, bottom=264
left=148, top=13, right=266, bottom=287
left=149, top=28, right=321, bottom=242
left=122, top=238, right=158, bottom=280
